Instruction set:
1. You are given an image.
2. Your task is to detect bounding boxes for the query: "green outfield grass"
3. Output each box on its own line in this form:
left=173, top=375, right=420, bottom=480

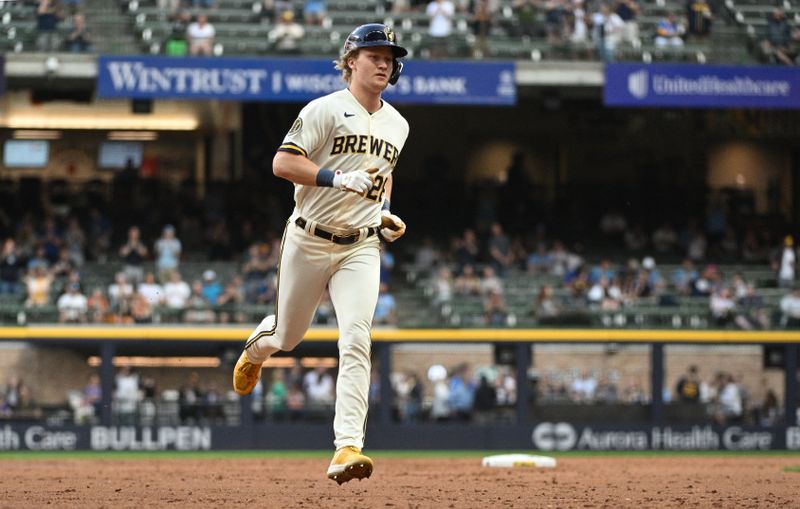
left=1, top=450, right=799, bottom=461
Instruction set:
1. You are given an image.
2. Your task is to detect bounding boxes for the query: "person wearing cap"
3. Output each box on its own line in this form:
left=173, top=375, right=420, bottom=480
left=268, top=9, right=305, bottom=52
left=201, top=269, right=223, bottom=305
left=233, top=23, right=410, bottom=483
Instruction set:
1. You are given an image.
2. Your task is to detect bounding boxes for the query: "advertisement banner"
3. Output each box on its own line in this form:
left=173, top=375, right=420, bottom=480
left=96, top=56, right=516, bottom=105
left=531, top=422, right=799, bottom=451
left=604, top=63, right=800, bottom=109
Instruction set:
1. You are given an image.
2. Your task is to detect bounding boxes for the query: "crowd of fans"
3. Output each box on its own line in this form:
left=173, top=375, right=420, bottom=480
left=2, top=199, right=800, bottom=329
left=18, top=0, right=800, bottom=64
left=35, top=0, right=93, bottom=52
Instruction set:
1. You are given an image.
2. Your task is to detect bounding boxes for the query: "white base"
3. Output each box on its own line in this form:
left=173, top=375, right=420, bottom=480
left=481, top=454, right=557, bottom=468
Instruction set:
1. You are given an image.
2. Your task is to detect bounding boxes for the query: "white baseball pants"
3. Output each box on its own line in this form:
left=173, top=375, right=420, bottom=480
left=245, top=221, right=380, bottom=451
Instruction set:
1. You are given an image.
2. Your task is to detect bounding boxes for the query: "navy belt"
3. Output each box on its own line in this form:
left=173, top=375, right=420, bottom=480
left=295, top=217, right=378, bottom=245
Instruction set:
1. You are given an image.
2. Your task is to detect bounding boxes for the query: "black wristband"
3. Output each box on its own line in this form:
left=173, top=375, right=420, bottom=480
left=382, top=199, right=391, bottom=212
left=316, top=168, right=335, bottom=187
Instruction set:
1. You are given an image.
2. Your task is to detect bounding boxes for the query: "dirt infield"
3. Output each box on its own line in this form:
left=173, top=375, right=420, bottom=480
left=1, top=455, right=799, bottom=508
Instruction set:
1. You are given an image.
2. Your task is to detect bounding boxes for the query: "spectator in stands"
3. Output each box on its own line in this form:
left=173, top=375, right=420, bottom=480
left=154, top=224, right=181, bottom=283
left=447, top=364, right=475, bottom=420
left=50, top=248, right=76, bottom=280
left=414, top=237, right=440, bottom=276
left=130, top=290, right=154, bottom=323
left=430, top=266, right=453, bottom=309
left=513, top=0, right=538, bottom=38
left=81, top=373, right=102, bottom=422
left=534, top=284, right=560, bottom=323
left=614, top=0, right=640, bottom=47
left=675, top=365, right=701, bottom=403
left=201, top=270, right=222, bottom=306
left=710, top=287, right=736, bottom=328
left=426, top=0, right=455, bottom=57
left=487, top=222, right=512, bottom=277
left=526, top=243, right=553, bottom=274
left=164, top=10, right=191, bottom=56
left=454, top=229, right=480, bottom=272
left=286, top=383, right=306, bottom=420
left=57, top=282, right=88, bottom=323
left=24, top=265, right=53, bottom=308
left=454, top=263, right=481, bottom=295
left=623, top=223, right=648, bottom=252
left=184, top=280, right=216, bottom=323
left=119, top=226, right=148, bottom=285
left=757, top=389, right=780, bottom=427
left=652, top=221, right=680, bottom=253
left=163, top=270, right=191, bottom=310
left=543, top=0, right=565, bottom=44
left=483, top=289, right=508, bottom=326
left=304, top=367, right=334, bottom=409
left=114, top=366, right=140, bottom=425
left=216, top=275, right=246, bottom=323
left=266, top=369, right=288, bottom=420
left=0, top=239, right=24, bottom=296
left=735, top=284, right=770, bottom=330
left=268, top=10, right=305, bottom=53
left=595, top=374, right=619, bottom=403
left=27, top=246, right=50, bottom=273
left=587, top=276, right=623, bottom=310
left=108, top=272, right=134, bottom=316
left=655, top=12, right=685, bottom=49
left=303, top=0, right=326, bottom=26
left=66, top=13, right=92, bottom=53
left=87, top=287, right=109, bottom=323
left=187, top=14, right=216, bottom=56
left=571, top=369, right=597, bottom=402
left=685, top=0, right=712, bottom=39
left=63, top=218, right=86, bottom=267
left=404, top=373, right=424, bottom=423
left=36, top=0, right=63, bottom=52
left=775, top=235, right=796, bottom=288
left=374, top=282, right=398, bottom=326
left=569, top=0, right=590, bottom=53
left=179, top=372, right=204, bottom=423
left=780, top=285, right=800, bottom=328
left=714, top=373, right=742, bottom=425
left=138, top=272, right=164, bottom=308
left=671, top=258, right=698, bottom=296
left=479, top=265, right=503, bottom=296
left=242, top=242, right=274, bottom=303
left=472, top=375, right=496, bottom=424
left=470, top=0, right=492, bottom=57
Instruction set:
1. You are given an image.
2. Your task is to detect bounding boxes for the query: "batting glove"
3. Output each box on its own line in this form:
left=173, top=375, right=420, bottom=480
left=333, top=170, right=373, bottom=195
left=380, top=210, right=406, bottom=242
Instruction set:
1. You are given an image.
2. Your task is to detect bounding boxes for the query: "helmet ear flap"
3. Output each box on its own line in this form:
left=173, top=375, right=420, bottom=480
left=389, top=59, right=403, bottom=85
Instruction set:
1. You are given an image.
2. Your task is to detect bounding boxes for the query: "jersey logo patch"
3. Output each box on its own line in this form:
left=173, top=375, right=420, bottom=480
left=287, top=117, right=303, bottom=135
left=344, top=112, right=355, bottom=118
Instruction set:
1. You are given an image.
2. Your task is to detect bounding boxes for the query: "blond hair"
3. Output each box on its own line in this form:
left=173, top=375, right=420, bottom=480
left=333, top=48, right=359, bottom=83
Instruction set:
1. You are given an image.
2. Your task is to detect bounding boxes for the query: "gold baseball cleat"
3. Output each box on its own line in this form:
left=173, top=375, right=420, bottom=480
left=327, top=446, right=374, bottom=485
left=232, top=350, right=261, bottom=395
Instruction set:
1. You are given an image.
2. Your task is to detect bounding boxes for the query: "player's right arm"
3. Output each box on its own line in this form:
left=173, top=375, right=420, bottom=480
left=274, top=99, right=373, bottom=194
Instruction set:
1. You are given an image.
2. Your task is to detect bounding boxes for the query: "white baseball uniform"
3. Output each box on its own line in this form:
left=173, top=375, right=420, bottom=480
left=245, top=87, right=409, bottom=451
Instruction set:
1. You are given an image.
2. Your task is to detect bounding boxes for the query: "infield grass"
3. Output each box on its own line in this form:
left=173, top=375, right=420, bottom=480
left=1, top=449, right=799, bottom=461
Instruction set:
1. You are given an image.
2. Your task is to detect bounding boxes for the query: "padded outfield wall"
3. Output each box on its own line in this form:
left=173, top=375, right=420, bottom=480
left=0, top=326, right=797, bottom=451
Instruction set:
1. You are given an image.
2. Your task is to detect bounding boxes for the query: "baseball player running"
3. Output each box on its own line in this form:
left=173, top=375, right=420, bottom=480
left=233, top=23, right=409, bottom=484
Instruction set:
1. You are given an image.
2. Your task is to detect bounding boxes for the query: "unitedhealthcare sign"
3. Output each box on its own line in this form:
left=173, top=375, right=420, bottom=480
left=96, top=56, right=516, bottom=105
left=604, top=63, right=800, bottom=109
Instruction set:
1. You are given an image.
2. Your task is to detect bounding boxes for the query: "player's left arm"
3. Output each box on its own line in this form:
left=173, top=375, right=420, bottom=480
left=380, top=174, right=406, bottom=242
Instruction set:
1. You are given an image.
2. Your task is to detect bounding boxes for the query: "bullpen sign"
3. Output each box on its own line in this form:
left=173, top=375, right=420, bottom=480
left=96, top=56, right=516, bottom=105
left=604, top=63, right=800, bottom=109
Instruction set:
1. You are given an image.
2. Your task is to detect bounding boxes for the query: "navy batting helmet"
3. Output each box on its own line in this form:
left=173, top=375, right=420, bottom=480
left=342, top=23, right=407, bottom=85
